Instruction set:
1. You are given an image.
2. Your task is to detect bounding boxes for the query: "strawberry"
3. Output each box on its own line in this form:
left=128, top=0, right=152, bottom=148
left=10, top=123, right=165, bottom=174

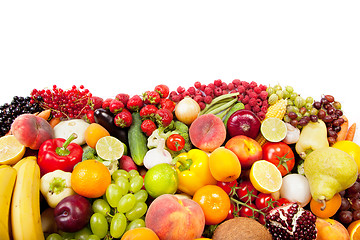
left=102, top=98, right=113, bottom=110
left=155, top=108, right=173, bottom=127
left=84, top=110, right=95, bottom=123
left=143, top=90, right=161, bottom=105
left=154, top=84, right=170, bottom=98
left=115, top=93, right=130, bottom=106
left=159, top=98, right=176, bottom=112
left=109, top=99, right=124, bottom=114
left=126, top=95, right=144, bottom=112
left=89, top=96, right=103, bottom=110
left=141, top=119, right=157, bottom=136
left=139, top=105, right=158, bottom=120
left=114, top=109, right=132, bottom=128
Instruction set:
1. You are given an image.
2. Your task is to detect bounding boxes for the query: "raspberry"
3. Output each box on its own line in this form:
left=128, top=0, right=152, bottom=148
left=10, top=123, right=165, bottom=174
left=241, top=81, right=249, bottom=89
left=242, top=95, right=250, bottom=104
left=260, top=84, right=268, bottom=91
left=169, top=91, right=177, bottom=97
left=194, top=81, right=202, bottom=89
left=177, top=86, right=185, bottom=94
left=259, top=91, right=268, bottom=100
left=193, top=95, right=204, bottom=103
left=238, top=86, right=246, bottom=94
left=220, top=82, right=228, bottom=90
left=238, top=94, right=244, bottom=102
left=214, top=88, right=223, bottom=97
left=213, top=79, right=222, bottom=87
left=256, top=98, right=262, bottom=106
left=244, top=104, right=252, bottom=110
left=204, top=95, right=213, bottom=104
left=208, top=83, right=216, bottom=89
left=252, top=105, right=260, bottom=113
left=200, top=84, right=206, bottom=91
left=248, top=91, right=258, bottom=99
left=187, top=86, right=196, bottom=96
left=249, top=81, right=258, bottom=89
left=204, top=87, right=213, bottom=96
left=195, top=90, right=203, bottom=96
left=261, top=105, right=268, bottom=113
left=227, top=82, right=235, bottom=90
left=170, top=94, right=182, bottom=103
left=257, top=111, right=266, bottom=121
left=232, top=79, right=241, bottom=86
left=249, top=98, right=257, bottom=107
left=198, top=101, right=206, bottom=110
left=182, top=91, right=190, bottom=97
left=254, top=86, right=262, bottom=94
left=222, top=90, right=228, bottom=95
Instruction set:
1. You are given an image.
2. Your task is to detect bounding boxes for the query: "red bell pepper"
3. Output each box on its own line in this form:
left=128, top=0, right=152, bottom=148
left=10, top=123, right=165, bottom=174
left=38, top=133, right=83, bottom=176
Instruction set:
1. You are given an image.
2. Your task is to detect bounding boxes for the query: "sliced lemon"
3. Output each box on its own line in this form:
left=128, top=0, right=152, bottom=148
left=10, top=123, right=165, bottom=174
left=0, top=135, right=26, bottom=165
left=260, top=117, right=287, bottom=142
left=95, top=136, right=124, bottom=161
left=249, top=160, right=282, bottom=194
left=348, top=219, right=360, bottom=240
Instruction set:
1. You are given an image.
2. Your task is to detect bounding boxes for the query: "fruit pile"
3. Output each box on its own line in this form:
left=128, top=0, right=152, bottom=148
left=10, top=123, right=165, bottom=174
left=0, top=79, right=360, bottom=240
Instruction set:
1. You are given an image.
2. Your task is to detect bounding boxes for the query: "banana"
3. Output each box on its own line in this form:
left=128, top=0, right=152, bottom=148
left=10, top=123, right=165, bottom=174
left=12, top=156, right=37, bottom=172
left=0, top=165, right=17, bottom=240
left=11, top=158, right=44, bottom=240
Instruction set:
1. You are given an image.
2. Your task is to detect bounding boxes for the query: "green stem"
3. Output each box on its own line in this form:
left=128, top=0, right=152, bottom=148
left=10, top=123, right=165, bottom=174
left=55, top=133, right=78, bottom=156
left=230, top=196, right=265, bottom=215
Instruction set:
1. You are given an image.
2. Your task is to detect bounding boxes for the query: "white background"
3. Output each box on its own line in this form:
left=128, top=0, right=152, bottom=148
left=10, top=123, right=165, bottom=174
left=1, top=1, right=359, bottom=143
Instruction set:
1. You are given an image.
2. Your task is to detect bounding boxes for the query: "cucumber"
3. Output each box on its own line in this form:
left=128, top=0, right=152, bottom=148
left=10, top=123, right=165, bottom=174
left=223, top=102, right=245, bottom=128
left=128, top=112, right=148, bottom=166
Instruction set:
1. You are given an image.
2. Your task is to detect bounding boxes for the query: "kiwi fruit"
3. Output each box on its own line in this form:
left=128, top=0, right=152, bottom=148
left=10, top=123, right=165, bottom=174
left=212, top=217, right=272, bottom=240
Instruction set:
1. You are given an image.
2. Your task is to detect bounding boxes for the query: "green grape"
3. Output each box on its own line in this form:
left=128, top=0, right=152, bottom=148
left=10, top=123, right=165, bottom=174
left=266, top=86, right=274, bottom=96
left=282, top=90, right=290, bottom=99
left=303, top=112, right=310, bottom=117
left=59, top=231, right=75, bottom=239
left=289, top=92, right=298, bottom=101
left=287, top=99, right=294, bottom=106
left=126, top=218, right=146, bottom=231
left=129, top=169, right=140, bottom=179
left=110, top=212, right=127, bottom=238
left=286, top=105, right=297, bottom=114
left=90, top=213, right=109, bottom=239
left=296, top=112, right=303, bottom=121
left=117, top=193, right=136, bottom=213
left=106, top=183, right=123, bottom=208
left=134, top=189, right=148, bottom=203
left=285, top=85, right=294, bottom=93
left=273, top=84, right=282, bottom=91
left=129, top=175, right=144, bottom=193
left=283, top=115, right=291, bottom=123
left=87, top=235, right=101, bottom=240
left=126, top=202, right=148, bottom=221
left=276, top=90, right=284, bottom=99
left=305, top=102, right=313, bottom=111
left=294, top=96, right=305, bottom=108
left=268, top=94, right=278, bottom=105
left=92, top=199, right=111, bottom=216
left=115, top=176, right=130, bottom=195
left=310, top=108, right=318, bottom=116
left=306, top=96, right=314, bottom=104
left=74, top=227, right=92, bottom=240
left=112, top=169, right=130, bottom=181
left=46, top=233, right=63, bottom=240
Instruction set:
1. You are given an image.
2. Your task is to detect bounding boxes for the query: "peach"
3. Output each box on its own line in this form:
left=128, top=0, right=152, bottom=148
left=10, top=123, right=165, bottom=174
left=189, top=114, right=226, bottom=152
left=145, top=194, right=205, bottom=240
left=315, top=218, right=350, bottom=240
left=11, top=114, right=54, bottom=150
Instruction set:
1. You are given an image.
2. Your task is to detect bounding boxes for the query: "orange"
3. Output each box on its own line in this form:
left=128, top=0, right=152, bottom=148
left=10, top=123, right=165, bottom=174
left=121, top=227, right=159, bottom=240
left=85, top=123, right=110, bottom=148
left=71, top=159, right=111, bottom=198
left=209, top=147, right=241, bottom=182
left=310, top=193, right=342, bottom=219
left=348, top=220, right=360, bottom=240
left=193, top=185, right=231, bottom=225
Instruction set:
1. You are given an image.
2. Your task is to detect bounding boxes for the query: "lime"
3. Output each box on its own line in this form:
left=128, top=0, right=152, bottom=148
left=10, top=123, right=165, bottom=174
left=144, top=163, right=179, bottom=198
left=95, top=136, right=124, bottom=161
left=249, top=160, right=282, bottom=194
left=260, top=117, right=287, bottom=142
left=0, top=135, right=26, bottom=165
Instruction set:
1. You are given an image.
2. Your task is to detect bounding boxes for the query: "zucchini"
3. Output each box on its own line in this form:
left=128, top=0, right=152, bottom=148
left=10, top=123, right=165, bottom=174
left=128, top=112, right=148, bottom=166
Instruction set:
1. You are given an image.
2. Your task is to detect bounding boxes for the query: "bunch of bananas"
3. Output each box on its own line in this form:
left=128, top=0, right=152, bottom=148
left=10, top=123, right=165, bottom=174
left=0, top=156, right=44, bottom=240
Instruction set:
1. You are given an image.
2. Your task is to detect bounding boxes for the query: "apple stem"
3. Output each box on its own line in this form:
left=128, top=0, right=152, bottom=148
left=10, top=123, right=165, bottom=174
left=320, top=199, right=326, bottom=211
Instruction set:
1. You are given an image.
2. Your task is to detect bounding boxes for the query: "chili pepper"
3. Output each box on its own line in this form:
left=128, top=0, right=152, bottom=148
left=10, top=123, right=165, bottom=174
left=174, top=149, right=217, bottom=196
left=37, top=133, right=83, bottom=176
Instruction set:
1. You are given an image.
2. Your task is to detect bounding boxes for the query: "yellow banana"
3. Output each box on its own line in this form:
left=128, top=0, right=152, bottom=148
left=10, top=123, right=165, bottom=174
left=12, top=156, right=37, bottom=172
left=0, top=165, right=17, bottom=240
left=11, top=159, right=44, bottom=240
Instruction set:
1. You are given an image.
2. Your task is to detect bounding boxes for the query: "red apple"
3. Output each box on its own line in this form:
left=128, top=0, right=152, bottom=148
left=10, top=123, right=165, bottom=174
left=225, top=135, right=262, bottom=169
left=145, top=194, right=205, bottom=240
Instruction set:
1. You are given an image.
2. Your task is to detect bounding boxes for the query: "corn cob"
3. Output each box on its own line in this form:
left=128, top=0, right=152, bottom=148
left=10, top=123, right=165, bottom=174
left=255, top=99, right=288, bottom=146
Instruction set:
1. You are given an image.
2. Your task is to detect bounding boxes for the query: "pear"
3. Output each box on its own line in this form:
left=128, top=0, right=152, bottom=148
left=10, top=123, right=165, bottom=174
left=304, top=147, right=358, bottom=208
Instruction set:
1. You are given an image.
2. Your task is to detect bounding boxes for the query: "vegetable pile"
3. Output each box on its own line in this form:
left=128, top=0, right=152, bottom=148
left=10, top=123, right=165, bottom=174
left=1, top=79, right=360, bottom=240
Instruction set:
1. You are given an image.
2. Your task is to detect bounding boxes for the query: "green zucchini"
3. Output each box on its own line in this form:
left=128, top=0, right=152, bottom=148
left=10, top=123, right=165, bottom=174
left=128, top=112, right=148, bottom=166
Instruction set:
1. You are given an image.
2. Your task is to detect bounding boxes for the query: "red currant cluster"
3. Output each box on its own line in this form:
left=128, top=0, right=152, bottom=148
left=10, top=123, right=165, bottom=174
left=30, top=85, right=92, bottom=119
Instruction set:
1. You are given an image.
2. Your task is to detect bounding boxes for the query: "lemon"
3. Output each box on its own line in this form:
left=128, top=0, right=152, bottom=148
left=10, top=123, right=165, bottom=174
left=260, top=117, right=287, bottom=142
left=95, top=136, right=124, bottom=161
left=144, top=163, right=179, bottom=198
left=0, top=135, right=26, bottom=165
left=348, top=219, right=360, bottom=240
left=249, top=160, right=282, bottom=194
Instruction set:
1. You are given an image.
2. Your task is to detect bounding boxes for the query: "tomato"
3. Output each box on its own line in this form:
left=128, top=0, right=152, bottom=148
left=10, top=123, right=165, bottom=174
left=239, top=203, right=259, bottom=218
left=217, top=180, right=238, bottom=196
left=262, top=142, right=295, bottom=176
left=275, top=197, right=291, bottom=207
left=236, top=180, right=258, bottom=203
left=166, top=134, right=185, bottom=151
left=255, top=193, right=275, bottom=213
left=193, top=185, right=231, bottom=225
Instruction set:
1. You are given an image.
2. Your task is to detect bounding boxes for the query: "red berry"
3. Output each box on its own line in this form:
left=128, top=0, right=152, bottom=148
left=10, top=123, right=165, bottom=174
left=109, top=99, right=124, bottom=114
left=126, top=95, right=144, bottom=112
left=143, top=91, right=161, bottom=105
left=159, top=98, right=176, bottom=112
left=115, top=93, right=130, bottom=106
left=89, top=96, right=103, bottom=110
left=114, top=109, right=132, bottom=128
left=139, top=104, right=158, bottom=120
left=84, top=110, right=95, bottom=123
left=155, top=108, right=173, bottom=127
left=141, top=119, right=157, bottom=136
left=102, top=98, right=113, bottom=110
left=154, top=84, right=170, bottom=98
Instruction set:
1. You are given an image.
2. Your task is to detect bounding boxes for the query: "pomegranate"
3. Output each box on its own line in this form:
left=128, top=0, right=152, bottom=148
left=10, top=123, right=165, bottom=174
left=265, top=202, right=317, bottom=240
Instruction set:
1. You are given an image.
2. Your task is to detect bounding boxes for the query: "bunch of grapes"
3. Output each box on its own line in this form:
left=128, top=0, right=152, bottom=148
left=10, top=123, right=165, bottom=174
left=90, top=169, right=148, bottom=238
left=336, top=174, right=360, bottom=226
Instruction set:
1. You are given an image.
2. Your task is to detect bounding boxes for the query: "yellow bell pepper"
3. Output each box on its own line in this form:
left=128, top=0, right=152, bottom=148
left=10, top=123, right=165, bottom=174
left=175, top=149, right=217, bottom=196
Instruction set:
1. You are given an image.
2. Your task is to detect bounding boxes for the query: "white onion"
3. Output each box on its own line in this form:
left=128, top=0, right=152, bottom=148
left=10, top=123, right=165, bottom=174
left=280, top=173, right=312, bottom=207
left=174, top=97, right=200, bottom=125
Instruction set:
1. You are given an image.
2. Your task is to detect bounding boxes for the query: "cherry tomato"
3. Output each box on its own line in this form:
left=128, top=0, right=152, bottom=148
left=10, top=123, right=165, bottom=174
left=275, top=197, right=291, bottom=207
left=217, top=180, right=238, bottom=196
left=262, top=142, right=295, bottom=176
left=239, top=203, right=259, bottom=218
left=255, top=193, right=275, bottom=213
left=166, top=134, right=185, bottom=151
left=236, top=180, right=258, bottom=203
